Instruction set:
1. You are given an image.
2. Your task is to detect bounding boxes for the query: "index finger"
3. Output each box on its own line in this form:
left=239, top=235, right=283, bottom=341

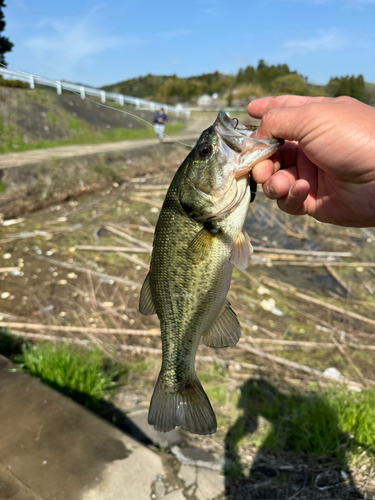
left=248, top=95, right=328, bottom=119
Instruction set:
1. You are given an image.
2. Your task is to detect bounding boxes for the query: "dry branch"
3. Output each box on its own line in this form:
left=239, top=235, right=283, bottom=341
left=238, top=343, right=364, bottom=389
left=260, top=276, right=375, bottom=327
left=252, top=247, right=352, bottom=257
left=325, top=265, right=351, bottom=296
left=74, top=245, right=150, bottom=253
left=116, top=251, right=149, bottom=270
left=0, top=322, right=160, bottom=336
left=33, top=255, right=142, bottom=288
left=130, top=196, right=163, bottom=208
left=251, top=260, right=375, bottom=267
left=104, top=224, right=152, bottom=251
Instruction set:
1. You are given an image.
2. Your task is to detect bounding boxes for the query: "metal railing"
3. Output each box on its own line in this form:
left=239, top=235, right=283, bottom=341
left=0, top=67, right=190, bottom=119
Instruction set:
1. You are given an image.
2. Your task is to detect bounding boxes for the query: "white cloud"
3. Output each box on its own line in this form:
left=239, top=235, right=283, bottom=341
left=283, top=31, right=348, bottom=55
left=24, top=8, right=138, bottom=77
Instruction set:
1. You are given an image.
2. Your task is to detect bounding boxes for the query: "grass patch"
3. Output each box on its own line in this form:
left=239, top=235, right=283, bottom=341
left=21, top=343, right=128, bottom=410
left=0, top=119, right=186, bottom=154
left=231, top=379, right=375, bottom=468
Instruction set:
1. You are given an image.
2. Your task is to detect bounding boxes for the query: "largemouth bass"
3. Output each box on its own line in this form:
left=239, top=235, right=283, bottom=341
left=139, top=111, right=282, bottom=435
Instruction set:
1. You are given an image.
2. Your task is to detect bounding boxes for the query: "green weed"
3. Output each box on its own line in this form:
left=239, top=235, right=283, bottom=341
left=234, top=380, right=375, bottom=466
left=0, top=119, right=186, bottom=154
left=21, top=343, right=127, bottom=410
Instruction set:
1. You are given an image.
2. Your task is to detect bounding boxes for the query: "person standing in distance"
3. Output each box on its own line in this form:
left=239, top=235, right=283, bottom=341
left=154, top=107, right=168, bottom=143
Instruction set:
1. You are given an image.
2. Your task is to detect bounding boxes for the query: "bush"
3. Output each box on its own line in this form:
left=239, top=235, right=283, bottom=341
left=271, top=74, right=307, bottom=96
left=0, top=76, right=28, bottom=89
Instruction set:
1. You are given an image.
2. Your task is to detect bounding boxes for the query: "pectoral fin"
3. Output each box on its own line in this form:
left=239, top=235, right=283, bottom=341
left=187, top=228, right=217, bottom=263
left=139, top=272, right=156, bottom=315
left=201, top=300, right=241, bottom=348
left=230, top=230, right=253, bottom=271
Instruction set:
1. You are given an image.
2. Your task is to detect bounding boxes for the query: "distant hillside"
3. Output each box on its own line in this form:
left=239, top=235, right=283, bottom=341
left=102, top=75, right=172, bottom=100
left=0, top=86, right=185, bottom=154
left=102, top=61, right=374, bottom=107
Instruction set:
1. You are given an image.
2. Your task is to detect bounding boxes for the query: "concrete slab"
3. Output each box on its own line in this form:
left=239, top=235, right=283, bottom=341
left=196, top=468, right=226, bottom=500
left=177, top=464, right=197, bottom=487
left=0, top=355, right=165, bottom=500
left=171, top=444, right=225, bottom=471
left=0, top=463, right=41, bottom=500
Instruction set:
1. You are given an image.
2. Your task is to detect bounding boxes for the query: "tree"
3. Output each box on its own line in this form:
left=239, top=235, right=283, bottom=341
left=326, top=75, right=365, bottom=101
left=271, top=74, right=307, bottom=96
left=0, top=1, right=13, bottom=66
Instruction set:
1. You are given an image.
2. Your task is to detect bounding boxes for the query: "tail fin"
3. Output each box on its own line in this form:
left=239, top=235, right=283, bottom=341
left=148, top=373, right=217, bottom=435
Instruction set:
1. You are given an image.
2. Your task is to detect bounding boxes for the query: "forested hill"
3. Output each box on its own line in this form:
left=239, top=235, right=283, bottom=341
left=102, top=60, right=375, bottom=107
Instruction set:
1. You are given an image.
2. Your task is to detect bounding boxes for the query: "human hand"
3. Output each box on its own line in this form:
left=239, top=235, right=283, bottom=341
left=248, top=95, right=375, bottom=227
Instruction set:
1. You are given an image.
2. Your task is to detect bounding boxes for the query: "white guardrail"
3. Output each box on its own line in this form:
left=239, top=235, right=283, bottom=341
left=0, top=67, right=190, bottom=119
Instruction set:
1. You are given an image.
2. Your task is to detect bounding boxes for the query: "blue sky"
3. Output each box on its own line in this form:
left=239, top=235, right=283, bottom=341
left=4, top=0, right=375, bottom=88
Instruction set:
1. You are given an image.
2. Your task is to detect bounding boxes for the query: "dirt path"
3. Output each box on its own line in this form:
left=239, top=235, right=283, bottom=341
left=0, top=115, right=213, bottom=169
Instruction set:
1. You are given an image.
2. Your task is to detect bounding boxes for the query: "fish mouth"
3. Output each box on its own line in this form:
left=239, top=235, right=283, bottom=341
left=214, top=110, right=283, bottom=154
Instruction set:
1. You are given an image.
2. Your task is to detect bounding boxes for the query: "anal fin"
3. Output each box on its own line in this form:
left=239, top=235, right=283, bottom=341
left=139, top=272, right=156, bottom=315
left=230, top=230, right=253, bottom=271
left=201, top=300, right=241, bottom=348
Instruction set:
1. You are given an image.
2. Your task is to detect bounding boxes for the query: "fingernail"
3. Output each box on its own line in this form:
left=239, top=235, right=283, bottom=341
left=267, top=184, right=277, bottom=197
left=289, top=184, right=299, bottom=198
left=273, top=160, right=281, bottom=172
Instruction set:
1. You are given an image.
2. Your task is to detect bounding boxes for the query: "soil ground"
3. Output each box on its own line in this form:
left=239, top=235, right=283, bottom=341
left=0, top=150, right=374, bottom=498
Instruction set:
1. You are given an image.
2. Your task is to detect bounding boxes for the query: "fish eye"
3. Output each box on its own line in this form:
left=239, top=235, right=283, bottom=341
left=198, top=144, right=212, bottom=158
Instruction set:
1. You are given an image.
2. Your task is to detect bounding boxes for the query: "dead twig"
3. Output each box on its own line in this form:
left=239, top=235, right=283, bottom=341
left=259, top=276, right=375, bottom=327
left=250, top=260, right=375, bottom=267
left=74, top=245, right=150, bottom=253
left=130, top=196, right=163, bottom=208
left=325, top=264, right=351, bottom=296
left=104, top=224, right=152, bottom=251
left=0, top=322, right=160, bottom=336
left=116, top=251, right=149, bottom=270
left=252, top=247, right=352, bottom=257
left=238, top=343, right=365, bottom=389
left=32, top=255, right=142, bottom=288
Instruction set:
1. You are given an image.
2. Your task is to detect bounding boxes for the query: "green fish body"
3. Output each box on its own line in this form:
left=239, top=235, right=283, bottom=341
left=139, top=111, right=281, bottom=435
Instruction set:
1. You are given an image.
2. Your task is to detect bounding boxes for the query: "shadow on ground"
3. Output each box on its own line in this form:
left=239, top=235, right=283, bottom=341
left=224, top=378, right=368, bottom=500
